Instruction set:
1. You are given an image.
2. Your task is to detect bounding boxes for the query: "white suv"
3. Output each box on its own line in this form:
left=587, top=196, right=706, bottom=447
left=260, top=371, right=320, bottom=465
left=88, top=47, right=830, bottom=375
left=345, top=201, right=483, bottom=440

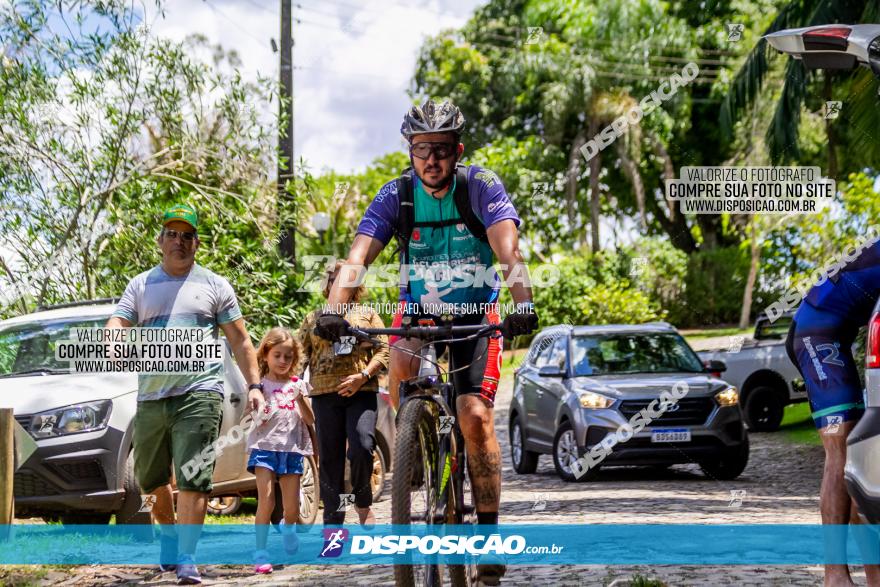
left=0, top=300, right=319, bottom=532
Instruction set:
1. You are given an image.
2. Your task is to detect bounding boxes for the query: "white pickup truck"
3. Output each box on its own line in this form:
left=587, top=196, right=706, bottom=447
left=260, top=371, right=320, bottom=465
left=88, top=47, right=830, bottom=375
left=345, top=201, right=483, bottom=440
left=697, top=312, right=806, bottom=432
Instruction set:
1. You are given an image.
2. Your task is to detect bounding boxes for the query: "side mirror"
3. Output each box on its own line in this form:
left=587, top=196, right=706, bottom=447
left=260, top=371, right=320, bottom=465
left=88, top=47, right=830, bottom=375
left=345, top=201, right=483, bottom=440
left=538, top=365, right=565, bottom=377
left=704, top=359, right=727, bottom=374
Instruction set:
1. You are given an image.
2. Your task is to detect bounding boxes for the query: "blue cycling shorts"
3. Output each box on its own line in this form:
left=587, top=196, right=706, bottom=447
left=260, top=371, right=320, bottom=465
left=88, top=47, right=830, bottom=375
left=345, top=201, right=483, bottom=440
left=786, top=303, right=864, bottom=430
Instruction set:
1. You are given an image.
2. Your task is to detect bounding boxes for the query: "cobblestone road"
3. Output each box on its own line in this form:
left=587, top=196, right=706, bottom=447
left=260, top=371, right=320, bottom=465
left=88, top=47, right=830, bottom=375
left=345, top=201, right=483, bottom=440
left=30, top=372, right=852, bottom=586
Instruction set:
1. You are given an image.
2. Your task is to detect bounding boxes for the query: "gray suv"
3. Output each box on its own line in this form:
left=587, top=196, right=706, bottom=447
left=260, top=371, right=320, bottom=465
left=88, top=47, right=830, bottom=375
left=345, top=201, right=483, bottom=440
left=510, top=323, right=749, bottom=481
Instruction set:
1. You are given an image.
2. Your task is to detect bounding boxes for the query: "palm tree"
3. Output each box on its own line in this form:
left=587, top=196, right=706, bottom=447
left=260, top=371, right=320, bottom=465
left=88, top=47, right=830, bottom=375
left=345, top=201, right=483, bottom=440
left=721, top=0, right=880, bottom=175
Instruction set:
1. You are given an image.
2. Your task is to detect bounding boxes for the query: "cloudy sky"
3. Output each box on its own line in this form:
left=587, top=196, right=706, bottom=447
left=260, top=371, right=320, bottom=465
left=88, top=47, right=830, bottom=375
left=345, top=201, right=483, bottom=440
left=147, top=0, right=484, bottom=174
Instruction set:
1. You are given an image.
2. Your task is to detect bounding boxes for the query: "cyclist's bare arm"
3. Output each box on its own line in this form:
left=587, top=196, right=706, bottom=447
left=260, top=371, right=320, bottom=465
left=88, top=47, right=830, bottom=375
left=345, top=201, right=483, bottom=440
left=325, top=234, right=386, bottom=309
left=487, top=219, right=533, bottom=306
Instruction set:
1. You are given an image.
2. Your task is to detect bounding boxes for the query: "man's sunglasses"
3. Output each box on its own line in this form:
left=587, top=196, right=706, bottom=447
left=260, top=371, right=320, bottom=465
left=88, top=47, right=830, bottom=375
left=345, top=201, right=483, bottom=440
left=410, top=142, right=457, bottom=160
left=162, top=228, right=197, bottom=242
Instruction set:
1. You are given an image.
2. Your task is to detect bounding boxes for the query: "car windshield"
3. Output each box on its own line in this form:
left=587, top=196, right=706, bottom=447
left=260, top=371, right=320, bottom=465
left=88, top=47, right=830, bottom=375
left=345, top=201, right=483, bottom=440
left=0, top=317, right=107, bottom=377
left=571, top=332, right=704, bottom=376
left=754, top=315, right=792, bottom=340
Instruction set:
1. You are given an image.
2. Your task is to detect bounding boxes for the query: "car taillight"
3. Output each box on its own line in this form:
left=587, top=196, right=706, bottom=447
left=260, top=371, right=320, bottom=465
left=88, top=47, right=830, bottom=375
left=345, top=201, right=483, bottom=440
left=867, top=313, right=880, bottom=368
left=804, top=26, right=852, bottom=51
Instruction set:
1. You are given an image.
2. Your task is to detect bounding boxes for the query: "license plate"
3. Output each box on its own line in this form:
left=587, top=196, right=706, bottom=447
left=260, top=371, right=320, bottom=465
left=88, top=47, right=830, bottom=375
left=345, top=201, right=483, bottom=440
left=651, top=428, right=691, bottom=443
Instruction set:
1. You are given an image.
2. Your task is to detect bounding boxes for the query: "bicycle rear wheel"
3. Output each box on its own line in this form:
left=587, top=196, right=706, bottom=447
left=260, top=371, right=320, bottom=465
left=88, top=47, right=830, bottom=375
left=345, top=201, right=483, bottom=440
left=392, top=398, right=441, bottom=586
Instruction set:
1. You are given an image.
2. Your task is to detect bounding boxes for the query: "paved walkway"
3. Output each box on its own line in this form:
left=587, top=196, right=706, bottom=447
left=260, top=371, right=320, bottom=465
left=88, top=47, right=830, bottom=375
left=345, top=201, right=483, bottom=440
left=20, top=371, right=851, bottom=586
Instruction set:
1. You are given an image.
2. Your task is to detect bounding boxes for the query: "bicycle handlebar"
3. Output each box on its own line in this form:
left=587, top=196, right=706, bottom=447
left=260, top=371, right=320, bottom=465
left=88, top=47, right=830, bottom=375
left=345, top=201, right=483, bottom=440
left=349, top=322, right=500, bottom=342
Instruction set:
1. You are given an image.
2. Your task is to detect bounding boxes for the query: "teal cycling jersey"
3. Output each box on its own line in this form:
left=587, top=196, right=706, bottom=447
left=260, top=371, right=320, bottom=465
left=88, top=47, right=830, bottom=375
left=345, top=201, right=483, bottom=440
left=356, top=165, right=522, bottom=314
left=404, top=175, right=496, bottom=309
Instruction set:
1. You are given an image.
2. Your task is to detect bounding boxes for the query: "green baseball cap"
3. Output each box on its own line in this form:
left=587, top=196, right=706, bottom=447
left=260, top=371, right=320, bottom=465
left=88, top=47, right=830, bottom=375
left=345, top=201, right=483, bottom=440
left=162, top=203, right=198, bottom=230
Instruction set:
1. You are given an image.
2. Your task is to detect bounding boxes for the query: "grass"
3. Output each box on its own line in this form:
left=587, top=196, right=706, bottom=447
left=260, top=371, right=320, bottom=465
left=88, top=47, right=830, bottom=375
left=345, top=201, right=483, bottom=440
left=500, top=348, right=527, bottom=381
left=778, top=402, right=821, bottom=446
left=0, top=566, right=51, bottom=587
left=680, top=325, right=752, bottom=342
left=205, top=497, right=258, bottom=524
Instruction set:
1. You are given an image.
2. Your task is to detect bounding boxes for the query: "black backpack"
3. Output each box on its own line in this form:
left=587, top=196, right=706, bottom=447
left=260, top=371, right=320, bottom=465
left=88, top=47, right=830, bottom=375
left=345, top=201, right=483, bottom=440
left=392, top=163, right=488, bottom=295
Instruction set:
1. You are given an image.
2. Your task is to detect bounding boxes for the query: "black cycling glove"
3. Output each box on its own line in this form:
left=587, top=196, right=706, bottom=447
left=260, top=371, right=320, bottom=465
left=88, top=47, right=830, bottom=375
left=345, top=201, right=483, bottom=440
left=314, top=311, right=351, bottom=342
left=500, top=303, right=538, bottom=339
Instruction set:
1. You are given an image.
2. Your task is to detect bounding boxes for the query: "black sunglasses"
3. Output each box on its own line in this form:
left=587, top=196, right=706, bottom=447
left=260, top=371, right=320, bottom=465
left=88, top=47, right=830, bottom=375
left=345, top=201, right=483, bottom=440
left=162, top=228, right=197, bottom=242
left=410, top=142, right=457, bottom=160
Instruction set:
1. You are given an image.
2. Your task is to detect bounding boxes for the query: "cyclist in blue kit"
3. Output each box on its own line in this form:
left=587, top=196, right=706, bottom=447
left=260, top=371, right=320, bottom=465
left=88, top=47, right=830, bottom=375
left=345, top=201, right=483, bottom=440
left=785, top=235, right=880, bottom=587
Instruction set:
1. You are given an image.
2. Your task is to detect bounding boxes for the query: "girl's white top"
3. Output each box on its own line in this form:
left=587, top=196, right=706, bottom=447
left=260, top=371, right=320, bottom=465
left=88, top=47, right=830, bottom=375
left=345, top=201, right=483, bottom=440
left=246, top=376, right=314, bottom=455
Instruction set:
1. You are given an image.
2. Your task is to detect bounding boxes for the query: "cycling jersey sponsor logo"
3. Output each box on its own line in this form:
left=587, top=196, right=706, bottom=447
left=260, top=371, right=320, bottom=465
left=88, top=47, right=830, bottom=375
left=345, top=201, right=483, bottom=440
left=374, top=181, right=397, bottom=203
left=456, top=223, right=466, bottom=232
left=475, top=169, right=501, bottom=188
left=412, top=229, right=420, bottom=241
left=801, top=336, right=827, bottom=381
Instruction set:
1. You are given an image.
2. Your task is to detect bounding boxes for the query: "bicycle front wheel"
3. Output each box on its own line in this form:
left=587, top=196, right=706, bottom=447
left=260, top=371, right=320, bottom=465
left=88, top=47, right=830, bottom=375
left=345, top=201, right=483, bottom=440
left=392, top=398, right=440, bottom=586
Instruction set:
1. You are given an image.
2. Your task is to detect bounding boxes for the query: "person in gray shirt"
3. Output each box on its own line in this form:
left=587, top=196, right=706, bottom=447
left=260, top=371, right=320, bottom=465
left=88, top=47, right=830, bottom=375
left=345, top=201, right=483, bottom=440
left=106, top=204, right=264, bottom=584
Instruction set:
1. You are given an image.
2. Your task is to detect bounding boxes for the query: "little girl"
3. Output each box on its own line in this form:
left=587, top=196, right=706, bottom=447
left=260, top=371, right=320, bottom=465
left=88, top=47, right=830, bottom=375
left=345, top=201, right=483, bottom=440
left=248, top=327, right=314, bottom=574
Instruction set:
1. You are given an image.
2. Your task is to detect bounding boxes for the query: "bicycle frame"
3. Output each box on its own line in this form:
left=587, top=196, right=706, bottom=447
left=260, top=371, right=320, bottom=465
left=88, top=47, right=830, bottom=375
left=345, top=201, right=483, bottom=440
left=348, top=321, right=496, bottom=585
left=398, top=339, right=468, bottom=525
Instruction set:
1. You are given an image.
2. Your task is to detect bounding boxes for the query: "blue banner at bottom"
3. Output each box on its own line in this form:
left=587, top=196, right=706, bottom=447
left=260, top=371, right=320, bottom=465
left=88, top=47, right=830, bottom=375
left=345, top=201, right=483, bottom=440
left=3, top=524, right=880, bottom=565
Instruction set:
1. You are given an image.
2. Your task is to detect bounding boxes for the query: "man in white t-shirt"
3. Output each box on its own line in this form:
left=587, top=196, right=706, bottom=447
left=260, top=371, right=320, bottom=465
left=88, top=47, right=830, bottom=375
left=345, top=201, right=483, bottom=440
left=106, top=204, right=264, bottom=584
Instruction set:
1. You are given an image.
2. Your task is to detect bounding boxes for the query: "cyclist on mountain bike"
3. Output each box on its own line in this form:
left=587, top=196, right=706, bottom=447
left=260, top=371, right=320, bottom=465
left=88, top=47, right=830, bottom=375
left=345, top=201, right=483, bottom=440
left=785, top=241, right=880, bottom=587
left=314, top=99, right=538, bottom=584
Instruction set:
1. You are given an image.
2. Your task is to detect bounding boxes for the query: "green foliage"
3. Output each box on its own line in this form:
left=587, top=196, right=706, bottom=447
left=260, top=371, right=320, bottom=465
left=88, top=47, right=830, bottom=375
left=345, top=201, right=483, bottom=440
left=525, top=251, right=666, bottom=332
left=676, top=246, right=751, bottom=326
left=411, top=0, right=750, bottom=252
left=0, top=2, right=313, bottom=335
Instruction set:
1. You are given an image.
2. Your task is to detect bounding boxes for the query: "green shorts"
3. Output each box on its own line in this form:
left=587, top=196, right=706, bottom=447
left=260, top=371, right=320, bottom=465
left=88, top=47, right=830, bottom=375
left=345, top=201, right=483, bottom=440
left=133, top=390, right=223, bottom=494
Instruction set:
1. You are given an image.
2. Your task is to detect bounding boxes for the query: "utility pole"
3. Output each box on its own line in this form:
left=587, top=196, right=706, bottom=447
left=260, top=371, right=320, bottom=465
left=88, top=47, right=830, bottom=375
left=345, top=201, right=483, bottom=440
left=278, top=0, right=295, bottom=265
left=0, top=409, right=12, bottom=539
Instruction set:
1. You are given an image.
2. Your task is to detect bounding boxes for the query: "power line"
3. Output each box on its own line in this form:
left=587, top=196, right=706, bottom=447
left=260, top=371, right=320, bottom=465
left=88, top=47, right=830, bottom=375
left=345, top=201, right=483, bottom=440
left=468, top=35, right=733, bottom=68
left=294, top=63, right=401, bottom=81
left=472, top=30, right=737, bottom=58
left=202, top=0, right=268, bottom=47
left=294, top=16, right=364, bottom=34
left=591, top=69, right=718, bottom=85
left=238, top=0, right=275, bottom=16
left=295, top=2, right=348, bottom=20
left=582, top=55, right=723, bottom=76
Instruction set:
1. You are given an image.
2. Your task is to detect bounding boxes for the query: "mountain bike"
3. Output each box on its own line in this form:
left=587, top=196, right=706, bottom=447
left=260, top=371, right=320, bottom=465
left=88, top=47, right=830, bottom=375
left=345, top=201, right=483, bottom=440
left=350, top=319, right=502, bottom=587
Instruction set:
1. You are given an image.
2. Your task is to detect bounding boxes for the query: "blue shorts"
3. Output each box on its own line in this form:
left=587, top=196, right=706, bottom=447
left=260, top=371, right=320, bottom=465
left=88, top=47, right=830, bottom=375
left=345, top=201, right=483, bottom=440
left=247, top=449, right=305, bottom=475
left=786, top=303, right=864, bottom=429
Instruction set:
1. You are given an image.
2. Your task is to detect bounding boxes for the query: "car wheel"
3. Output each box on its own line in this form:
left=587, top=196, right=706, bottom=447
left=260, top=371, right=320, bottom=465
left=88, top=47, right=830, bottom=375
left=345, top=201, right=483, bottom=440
left=509, top=416, right=538, bottom=474
left=298, top=454, right=319, bottom=525
left=553, top=421, right=596, bottom=482
left=700, top=436, right=750, bottom=480
left=744, top=386, right=785, bottom=432
left=371, top=448, right=387, bottom=503
left=113, top=452, right=155, bottom=541
left=206, top=496, right=242, bottom=516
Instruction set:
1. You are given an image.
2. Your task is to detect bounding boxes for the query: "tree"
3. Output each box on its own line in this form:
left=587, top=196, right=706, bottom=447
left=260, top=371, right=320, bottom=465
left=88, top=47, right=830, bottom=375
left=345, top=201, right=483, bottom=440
left=721, top=0, right=880, bottom=175
left=0, top=1, right=310, bottom=332
left=411, top=0, right=755, bottom=254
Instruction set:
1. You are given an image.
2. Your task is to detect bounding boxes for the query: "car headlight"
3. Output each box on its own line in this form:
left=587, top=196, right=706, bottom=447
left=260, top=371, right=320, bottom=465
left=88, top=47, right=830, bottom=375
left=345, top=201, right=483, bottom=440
left=578, top=391, right=615, bottom=409
left=715, top=387, right=739, bottom=407
left=26, top=400, right=112, bottom=438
